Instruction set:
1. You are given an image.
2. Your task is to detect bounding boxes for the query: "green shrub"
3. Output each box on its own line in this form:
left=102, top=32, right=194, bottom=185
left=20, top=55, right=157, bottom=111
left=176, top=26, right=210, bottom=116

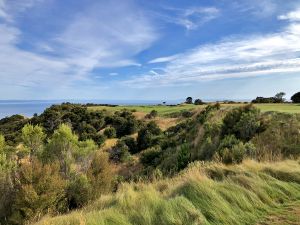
left=110, top=141, right=131, bottom=163
left=217, top=135, right=246, bottom=164
left=222, top=104, right=264, bottom=141
left=140, top=146, right=161, bottom=167
left=121, top=136, right=138, bottom=154
left=104, top=127, right=116, bottom=138
left=67, top=174, right=92, bottom=209
left=137, top=121, right=162, bottom=151
left=9, top=160, right=66, bottom=225
left=145, top=110, right=158, bottom=119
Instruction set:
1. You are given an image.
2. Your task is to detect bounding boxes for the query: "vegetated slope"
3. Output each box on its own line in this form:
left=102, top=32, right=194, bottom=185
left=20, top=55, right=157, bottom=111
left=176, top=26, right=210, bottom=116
left=87, top=103, right=300, bottom=115
left=35, top=160, right=300, bottom=225
left=2, top=103, right=300, bottom=225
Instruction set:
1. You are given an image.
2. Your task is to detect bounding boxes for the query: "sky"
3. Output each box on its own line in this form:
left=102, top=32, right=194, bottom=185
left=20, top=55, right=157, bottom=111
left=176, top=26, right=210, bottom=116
left=1, top=0, right=300, bottom=101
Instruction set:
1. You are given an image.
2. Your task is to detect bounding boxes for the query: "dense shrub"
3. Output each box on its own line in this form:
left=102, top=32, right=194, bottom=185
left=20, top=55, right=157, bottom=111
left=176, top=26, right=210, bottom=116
left=9, top=160, right=66, bottom=225
left=87, top=151, right=114, bottom=198
left=140, top=146, right=162, bottom=167
left=104, top=127, right=116, bottom=138
left=121, top=136, right=138, bottom=154
left=217, top=135, right=246, bottom=164
left=252, top=113, right=300, bottom=160
left=222, top=104, right=264, bottom=141
left=110, top=140, right=131, bottom=163
left=145, top=110, right=158, bottom=119
left=67, top=174, right=91, bottom=209
left=137, top=121, right=162, bottom=151
left=110, top=111, right=139, bottom=137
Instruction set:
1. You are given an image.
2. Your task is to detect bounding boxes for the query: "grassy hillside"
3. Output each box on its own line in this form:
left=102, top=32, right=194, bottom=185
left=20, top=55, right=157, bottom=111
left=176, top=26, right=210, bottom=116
left=88, top=103, right=300, bottom=116
left=35, top=160, right=300, bottom=225
left=88, top=104, right=202, bottom=116
left=2, top=103, right=300, bottom=225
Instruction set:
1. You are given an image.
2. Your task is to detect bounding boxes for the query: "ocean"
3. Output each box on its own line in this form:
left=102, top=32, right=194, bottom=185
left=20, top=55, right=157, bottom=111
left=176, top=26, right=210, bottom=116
left=0, top=99, right=251, bottom=119
left=0, top=99, right=179, bottom=119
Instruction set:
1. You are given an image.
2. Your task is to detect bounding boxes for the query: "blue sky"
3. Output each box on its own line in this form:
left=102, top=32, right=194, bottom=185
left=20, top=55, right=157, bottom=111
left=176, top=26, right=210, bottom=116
left=1, top=0, right=300, bottom=101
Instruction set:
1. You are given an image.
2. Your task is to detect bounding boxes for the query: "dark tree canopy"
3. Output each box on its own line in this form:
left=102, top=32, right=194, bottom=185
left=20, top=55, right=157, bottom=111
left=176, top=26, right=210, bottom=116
left=194, top=99, right=204, bottom=105
left=291, top=92, right=300, bottom=103
left=185, top=97, right=193, bottom=104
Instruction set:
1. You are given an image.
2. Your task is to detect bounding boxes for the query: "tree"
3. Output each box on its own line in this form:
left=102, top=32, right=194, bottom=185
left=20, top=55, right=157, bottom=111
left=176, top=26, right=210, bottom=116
left=44, top=124, right=79, bottom=177
left=274, top=92, right=286, bottom=103
left=21, top=124, right=45, bottom=159
left=194, top=99, right=204, bottom=105
left=185, top=97, right=193, bottom=104
left=291, top=92, right=300, bottom=103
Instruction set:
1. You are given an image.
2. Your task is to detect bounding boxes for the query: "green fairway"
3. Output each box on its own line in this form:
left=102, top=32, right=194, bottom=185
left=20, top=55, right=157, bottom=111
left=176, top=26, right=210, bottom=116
left=88, top=103, right=300, bottom=116
left=255, top=103, right=300, bottom=113
left=88, top=104, right=203, bottom=115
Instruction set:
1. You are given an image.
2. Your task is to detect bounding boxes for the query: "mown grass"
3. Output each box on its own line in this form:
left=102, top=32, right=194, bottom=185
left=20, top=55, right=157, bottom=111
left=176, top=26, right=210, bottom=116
left=88, top=103, right=300, bottom=116
left=35, top=160, right=300, bottom=225
left=88, top=104, right=202, bottom=116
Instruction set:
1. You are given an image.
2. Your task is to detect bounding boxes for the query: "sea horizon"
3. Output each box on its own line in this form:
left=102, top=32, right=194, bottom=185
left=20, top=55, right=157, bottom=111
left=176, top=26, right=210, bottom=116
left=0, top=99, right=251, bottom=119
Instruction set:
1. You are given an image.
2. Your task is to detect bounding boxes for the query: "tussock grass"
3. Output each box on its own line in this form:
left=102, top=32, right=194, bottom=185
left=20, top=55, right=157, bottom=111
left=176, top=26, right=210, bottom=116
left=35, top=160, right=300, bottom=225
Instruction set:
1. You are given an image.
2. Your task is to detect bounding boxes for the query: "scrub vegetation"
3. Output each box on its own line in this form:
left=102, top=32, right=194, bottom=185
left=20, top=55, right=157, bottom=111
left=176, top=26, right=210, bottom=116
left=0, top=97, right=300, bottom=225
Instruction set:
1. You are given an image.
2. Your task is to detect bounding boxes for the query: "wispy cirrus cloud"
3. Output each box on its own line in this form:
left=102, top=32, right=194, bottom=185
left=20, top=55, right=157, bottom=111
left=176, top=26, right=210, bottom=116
left=126, top=9, right=300, bottom=88
left=0, top=0, right=158, bottom=96
left=154, top=6, right=220, bottom=31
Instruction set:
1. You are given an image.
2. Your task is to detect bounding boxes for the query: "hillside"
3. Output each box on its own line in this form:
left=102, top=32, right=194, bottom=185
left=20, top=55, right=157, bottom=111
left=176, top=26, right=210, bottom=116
left=1, top=103, right=300, bottom=225
left=35, top=160, right=300, bottom=225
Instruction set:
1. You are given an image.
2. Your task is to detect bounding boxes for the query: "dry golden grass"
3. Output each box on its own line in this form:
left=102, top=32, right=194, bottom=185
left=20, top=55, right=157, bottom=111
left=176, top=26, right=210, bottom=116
left=35, top=159, right=300, bottom=225
left=101, top=138, right=118, bottom=151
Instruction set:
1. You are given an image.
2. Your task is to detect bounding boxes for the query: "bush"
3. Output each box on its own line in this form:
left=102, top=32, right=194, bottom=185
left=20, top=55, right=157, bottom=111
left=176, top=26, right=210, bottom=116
left=67, top=174, right=92, bottom=209
left=111, top=111, right=139, bottom=137
left=222, top=104, right=263, bottom=141
left=9, top=160, right=66, bottom=224
left=137, top=121, right=162, bottom=151
left=217, top=135, right=246, bottom=164
left=140, top=146, right=162, bottom=167
left=104, top=127, right=116, bottom=138
left=177, top=144, right=191, bottom=170
left=121, top=136, right=138, bottom=154
left=110, top=141, right=131, bottom=163
left=87, top=151, right=114, bottom=199
left=145, top=110, right=158, bottom=119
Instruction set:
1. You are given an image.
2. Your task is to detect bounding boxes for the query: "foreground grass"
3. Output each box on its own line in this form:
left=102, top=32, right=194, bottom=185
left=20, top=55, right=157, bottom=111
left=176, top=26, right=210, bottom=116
left=36, top=160, right=300, bottom=225
left=88, top=103, right=300, bottom=116
left=256, top=201, right=300, bottom=225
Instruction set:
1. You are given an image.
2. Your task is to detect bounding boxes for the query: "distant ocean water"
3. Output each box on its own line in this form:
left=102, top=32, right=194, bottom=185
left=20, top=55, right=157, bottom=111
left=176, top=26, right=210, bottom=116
left=0, top=99, right=251, bottom=119
left=0, top=99, right=179, bottom=119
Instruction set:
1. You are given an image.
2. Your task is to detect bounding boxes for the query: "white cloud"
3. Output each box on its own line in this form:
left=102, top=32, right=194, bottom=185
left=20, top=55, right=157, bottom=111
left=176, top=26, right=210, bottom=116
left=232, top=0, right=278, bottom=18
left=126, top=11, right=300, bottom=87
left=278, top=9, right=300, bottom=21
left=148, top=55, right=179, bottom=64
left=0, top=0, right=43, bottom=22
left=155, top=6, right=220, bottom=31
left=0, top=0, right=158, bottom=96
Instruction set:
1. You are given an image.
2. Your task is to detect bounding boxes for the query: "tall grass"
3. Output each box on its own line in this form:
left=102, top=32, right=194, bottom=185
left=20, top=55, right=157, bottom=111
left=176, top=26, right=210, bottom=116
left=35, top=160, right=300, bottom=225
